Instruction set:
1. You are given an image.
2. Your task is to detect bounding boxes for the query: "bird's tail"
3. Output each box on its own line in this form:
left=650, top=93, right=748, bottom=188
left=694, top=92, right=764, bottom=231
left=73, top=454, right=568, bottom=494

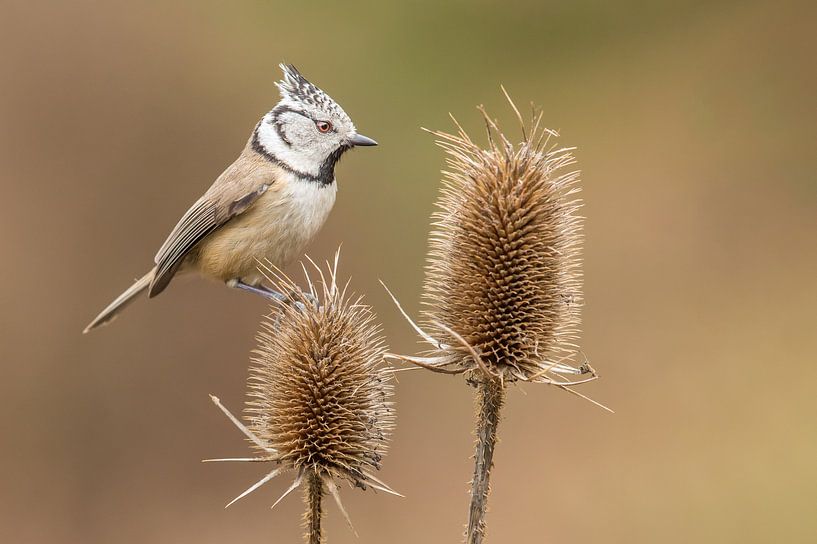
left=83, top=268, right=156, bottom=333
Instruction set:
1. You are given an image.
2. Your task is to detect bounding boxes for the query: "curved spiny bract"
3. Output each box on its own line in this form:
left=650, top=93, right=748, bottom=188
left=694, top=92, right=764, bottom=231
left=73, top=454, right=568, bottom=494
left=422, top=108, right=583, bottom=382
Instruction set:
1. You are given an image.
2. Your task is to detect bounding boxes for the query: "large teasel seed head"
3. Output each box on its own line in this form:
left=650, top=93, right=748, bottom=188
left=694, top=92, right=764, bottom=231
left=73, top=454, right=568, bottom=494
left=247, top=259, right=395, bottom=487
left=421, top=98, right=584, bottom=383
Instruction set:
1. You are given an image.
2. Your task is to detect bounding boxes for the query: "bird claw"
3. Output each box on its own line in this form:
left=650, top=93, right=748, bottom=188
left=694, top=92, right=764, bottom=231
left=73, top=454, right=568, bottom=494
left=291, top=290, right=319, bottom=308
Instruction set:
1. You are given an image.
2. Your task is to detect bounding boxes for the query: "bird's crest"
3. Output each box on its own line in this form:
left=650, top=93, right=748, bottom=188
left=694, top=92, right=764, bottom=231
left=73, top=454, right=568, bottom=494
left=276, top=64, right=334, bottom=110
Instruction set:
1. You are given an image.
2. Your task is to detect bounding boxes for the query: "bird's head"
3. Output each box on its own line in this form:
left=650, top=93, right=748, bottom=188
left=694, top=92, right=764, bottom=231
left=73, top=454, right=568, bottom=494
left=254, top=64, right=377, bottom=183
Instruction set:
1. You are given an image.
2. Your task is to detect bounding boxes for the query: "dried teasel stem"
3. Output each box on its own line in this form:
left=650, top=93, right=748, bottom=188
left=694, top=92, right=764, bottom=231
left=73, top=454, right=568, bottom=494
left=304, top=469, right=324, bottom=544
left=467, top=376, right=505, bottom=544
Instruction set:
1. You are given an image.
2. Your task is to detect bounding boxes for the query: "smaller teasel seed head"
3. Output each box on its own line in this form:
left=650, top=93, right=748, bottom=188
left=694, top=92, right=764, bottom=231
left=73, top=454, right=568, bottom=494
left=248, top=257, right=395, bottom=489
left=420, top=97, right=585, bottom=383
left=206, top=254, right=398, bottom=532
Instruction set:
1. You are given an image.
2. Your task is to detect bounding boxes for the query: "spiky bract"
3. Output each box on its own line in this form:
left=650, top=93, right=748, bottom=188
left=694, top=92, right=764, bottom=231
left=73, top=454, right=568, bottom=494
left=247, top=260, right=395, bottom=489
left=422, top=106, right=583, bottom=382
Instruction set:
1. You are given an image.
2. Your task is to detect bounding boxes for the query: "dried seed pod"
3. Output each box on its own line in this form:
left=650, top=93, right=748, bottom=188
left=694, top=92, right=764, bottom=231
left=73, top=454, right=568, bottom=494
left=247, top=260, right=395, bottom=489
left=207, top=255, right=397, bottom=543
left=420, top=101, right=585, bottom=382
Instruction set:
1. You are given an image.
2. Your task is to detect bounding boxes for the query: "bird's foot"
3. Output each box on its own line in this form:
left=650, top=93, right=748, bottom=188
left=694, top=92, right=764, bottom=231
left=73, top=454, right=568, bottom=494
left=291, top=289, right=319, bottom=308
left=228, top=280, right=318, bottom=312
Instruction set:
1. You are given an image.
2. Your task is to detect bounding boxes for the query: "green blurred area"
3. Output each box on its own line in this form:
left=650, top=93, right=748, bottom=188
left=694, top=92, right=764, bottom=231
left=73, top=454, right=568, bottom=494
left=1, top=1, right=815, bottom=542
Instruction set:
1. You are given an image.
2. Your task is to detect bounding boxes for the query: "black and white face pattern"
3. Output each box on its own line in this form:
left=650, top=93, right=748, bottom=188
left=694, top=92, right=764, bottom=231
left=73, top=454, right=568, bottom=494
left=254, top=64, right=366, bottom=185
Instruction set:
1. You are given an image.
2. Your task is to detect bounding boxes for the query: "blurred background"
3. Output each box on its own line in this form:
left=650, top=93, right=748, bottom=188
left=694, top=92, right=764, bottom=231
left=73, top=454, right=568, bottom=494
left=2, top=1, right=816, bottom=542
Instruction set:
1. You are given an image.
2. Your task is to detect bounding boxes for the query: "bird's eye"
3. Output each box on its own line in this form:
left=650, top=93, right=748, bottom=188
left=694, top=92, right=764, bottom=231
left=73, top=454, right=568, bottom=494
left=316, top=121, right=332, bottom=133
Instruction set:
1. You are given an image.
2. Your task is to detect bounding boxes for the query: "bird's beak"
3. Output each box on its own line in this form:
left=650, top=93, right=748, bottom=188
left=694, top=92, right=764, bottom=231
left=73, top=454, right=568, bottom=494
left=348, top=133, right=378, bottom=147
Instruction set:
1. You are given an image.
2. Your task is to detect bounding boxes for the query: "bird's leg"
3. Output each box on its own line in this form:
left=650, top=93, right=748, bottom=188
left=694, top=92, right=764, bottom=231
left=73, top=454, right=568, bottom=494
left=227, top=279, right=314, bottom=313
left=227, top=279, right=287, bottom=303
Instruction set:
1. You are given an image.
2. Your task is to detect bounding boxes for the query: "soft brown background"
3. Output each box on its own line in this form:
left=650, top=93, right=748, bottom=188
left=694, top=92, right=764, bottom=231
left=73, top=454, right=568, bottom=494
left=2, top=1, right=816, bottom=542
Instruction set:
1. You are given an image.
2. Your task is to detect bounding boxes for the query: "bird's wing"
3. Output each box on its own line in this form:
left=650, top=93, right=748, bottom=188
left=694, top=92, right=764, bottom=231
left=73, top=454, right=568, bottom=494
left=149, top=152, right=278, bottom=297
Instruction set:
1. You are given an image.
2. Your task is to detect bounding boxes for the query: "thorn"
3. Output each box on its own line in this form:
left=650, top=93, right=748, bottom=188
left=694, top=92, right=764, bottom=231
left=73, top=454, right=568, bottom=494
left=210, top=394, right=276, bottom=454
left=361, top=470, right=404, bottom=498
left=379, top=280, right=447, bottom=350
left=202, top=457, right=278, bottom=463
left=557, top=385, right=614, bottom=414
left=385, top=352, right=464, bottom=374
left=225, top=467, right=285, bottom=508
left=271, top=471, right=304, bottom=510
left=323, top=475, right=358, bottom=538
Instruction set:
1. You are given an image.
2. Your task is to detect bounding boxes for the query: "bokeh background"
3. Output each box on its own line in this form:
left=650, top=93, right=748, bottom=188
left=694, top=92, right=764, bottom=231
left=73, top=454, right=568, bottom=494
left=2, top=1, right=816, bottom=542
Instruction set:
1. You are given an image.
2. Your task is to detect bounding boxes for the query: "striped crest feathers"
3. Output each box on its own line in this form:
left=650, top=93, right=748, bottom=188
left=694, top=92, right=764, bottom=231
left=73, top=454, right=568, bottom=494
left=276, top=64, right=338, bottom=113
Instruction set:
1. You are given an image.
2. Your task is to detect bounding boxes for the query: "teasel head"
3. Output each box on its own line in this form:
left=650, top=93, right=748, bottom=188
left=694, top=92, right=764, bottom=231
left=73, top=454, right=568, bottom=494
left=206, top=253, right=398, bottom=542
left=386, top=92, right=599, bottom=391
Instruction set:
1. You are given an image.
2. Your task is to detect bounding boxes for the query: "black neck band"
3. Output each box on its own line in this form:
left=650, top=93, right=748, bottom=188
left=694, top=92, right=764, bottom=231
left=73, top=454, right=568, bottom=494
left=251, top=126, right=347, bottom=187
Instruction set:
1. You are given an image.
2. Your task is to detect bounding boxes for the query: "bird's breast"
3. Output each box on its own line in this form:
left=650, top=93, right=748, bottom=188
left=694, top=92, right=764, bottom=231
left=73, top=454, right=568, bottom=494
left=196, top=177, right=337, bottom=284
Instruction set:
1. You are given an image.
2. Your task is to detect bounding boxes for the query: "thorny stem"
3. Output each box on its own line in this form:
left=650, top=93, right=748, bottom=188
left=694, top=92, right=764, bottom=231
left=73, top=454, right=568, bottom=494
left=466, top=376, right=506, bottom=544
left=304, top=469, right=323, bottom=544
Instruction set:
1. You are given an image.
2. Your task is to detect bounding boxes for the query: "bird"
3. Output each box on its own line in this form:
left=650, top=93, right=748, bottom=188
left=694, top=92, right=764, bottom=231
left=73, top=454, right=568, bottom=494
left=83, top=64, right=377, bottom=333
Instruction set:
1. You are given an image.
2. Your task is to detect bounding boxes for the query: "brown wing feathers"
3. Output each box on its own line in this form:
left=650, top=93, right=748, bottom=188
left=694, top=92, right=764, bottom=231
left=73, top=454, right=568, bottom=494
left=149, top=182, right=271, bottom=298
left=148, top=144, right=280, bottom=297
left=149, top=198, right=220, bottom=297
